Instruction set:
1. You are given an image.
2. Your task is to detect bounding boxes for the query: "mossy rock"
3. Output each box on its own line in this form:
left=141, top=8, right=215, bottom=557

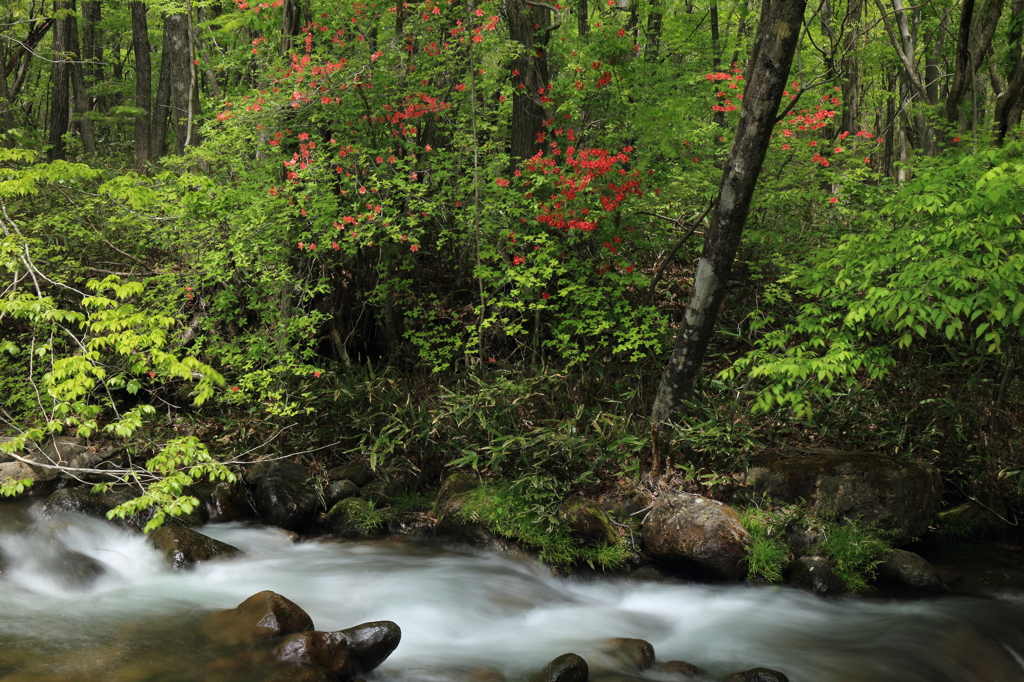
left=325, top=497, right=387, bottom=539
left=433, top=473, right=481, bottom=515
left=559, top=496, right=619, bottom=545
left=327, top=462, right=372, bottom=487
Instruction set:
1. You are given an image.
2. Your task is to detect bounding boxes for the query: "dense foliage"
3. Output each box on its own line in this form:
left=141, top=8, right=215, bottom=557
left=1, top=0, right=1022, bottom=526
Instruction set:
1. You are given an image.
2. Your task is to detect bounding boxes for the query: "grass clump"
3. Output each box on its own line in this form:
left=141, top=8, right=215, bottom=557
left=740, top=506, right=792, bottom=583
left=816, top=517, right=894, bottom=592
left=456, top=481, right=631, bottom=571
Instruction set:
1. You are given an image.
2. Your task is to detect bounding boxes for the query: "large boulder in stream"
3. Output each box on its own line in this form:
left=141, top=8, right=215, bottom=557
left=202, top=590, right=315, bottom=646
left=207, top=480, right=257, bottom=523
left=246, top=460, right=320, bottom=531
left=41, top=485, right=207, bottom=531
left=147, top=525, right=242, bottom=570
left=876, top=549, right=945, bottom=592
left=741, top=448, right=941, bottom=543
left=642, top=492, right=751, bottom=580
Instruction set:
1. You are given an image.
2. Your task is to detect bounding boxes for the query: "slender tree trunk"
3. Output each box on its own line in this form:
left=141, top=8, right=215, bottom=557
left=131, top=1, right=152, bottom=170
left=47, top=1, right=72, bottom=161
left=578, top=0, right=589, bottom=36
left=66, top=0, right=96, bottom=155
left=151, top=16, right=172, bottom=159
left=944, top=0, right=1004, bottom=127
left=994, top=0, right=1024, bottom=142
left=646, top=0, right=663, bottom=60
left=81, top=0, right=103, bottom=112
left=839, top=0, right=862, bottom=134
left=648, top=0, right=807, bottom=477
left=0, top=34, right=13, bottom=132
left=281, top=0, right=302, bottom=54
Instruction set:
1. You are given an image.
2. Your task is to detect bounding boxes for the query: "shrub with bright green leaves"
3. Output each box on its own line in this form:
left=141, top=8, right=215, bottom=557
left=724, top=141, right=1024, bottom=420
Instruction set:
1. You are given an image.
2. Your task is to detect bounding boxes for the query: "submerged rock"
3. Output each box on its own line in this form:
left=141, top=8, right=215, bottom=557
left=655, top=660, right=703, bottom=678
left=535, top=653, right=589, bottom=682
left=948, top=568, right=1024, bottom=597
left=598, top=638, right=655, bottom=672
left=246, top=460, right=320, bottom=531
left=742, top=449, right=941, bottom=543
left=641, top=492, right=751, bottom=580
left=202, top=591, right=315, bottom=646
left=722, top=667, right=790, bottom=682
left=53, top=547, right=107, bottom=590
left=877, top=549, right=945, bottom=592
left=785, top=556, right=846, bottom=595
left=147, top=525, right=242, bottom=570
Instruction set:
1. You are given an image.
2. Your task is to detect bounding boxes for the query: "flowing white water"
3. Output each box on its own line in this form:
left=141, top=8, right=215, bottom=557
left=2, top=504, right=1023, bottom=682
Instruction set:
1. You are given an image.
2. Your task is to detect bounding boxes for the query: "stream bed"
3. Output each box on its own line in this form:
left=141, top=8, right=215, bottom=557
left=2, top=500, right=1023, bottom=682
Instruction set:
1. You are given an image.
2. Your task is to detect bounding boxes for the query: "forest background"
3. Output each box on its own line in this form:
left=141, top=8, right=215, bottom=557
left=1, top=0, right=1023, bottom=535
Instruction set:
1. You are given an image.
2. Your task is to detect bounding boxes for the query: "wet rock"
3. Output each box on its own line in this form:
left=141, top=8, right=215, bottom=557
left=432, top=490, right=500, bottom=547
left=360, top=479, right=409, bottom=505
left=434, top=473, right=482, bottom=512
left=0, top=437, right=84, bottom=493
left=337, top=621, right=402, bottom=674
left=722, top=667, right=790, bottom=682
left=560, top=497, right=619, bottom=545
left=208, top=480, right=256, bottom=523
left=742, top=449, right=941, bottom=543
left=655, top=660, right=702, bottom=678
left=39, top=486, right=161, bottom=532
left=327, top=462, right=372, bottom=487
left=272, top=631, right=353, bottom=681
left=599, top=638, right=654, bottom=672
left=202, top=591, right=315, bottom=646
left=147, top=525, right=242, bottom=570
left=325, top=497, right=387, bottom=540
left=877, top=549, right=945, bottom=592
left=53, top=547, right=107, bottom=590
left=246, top=460, right=319, bottom=531
left=948, top=568, right=1024, bottom=597
left=325, top=480, right=360, bottom=509
left=641, top=492, right=751, bottom=580
left=786, top=556, right=846, bottom=595
left=535, top=653, right=589, bottom=682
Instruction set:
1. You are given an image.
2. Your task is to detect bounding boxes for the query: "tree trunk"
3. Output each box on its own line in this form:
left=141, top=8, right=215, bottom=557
left=994, top=0, right=1024, bottom=142
left=164, top=11, right=200, bottom=155
left=0, top=33, right=13, bottom=132
left=578, top=0, right=589, bottom=36
left=839, top=0, right=862, bottom=134
left=47, top=1, right=72, bottom=161
left=66, top=0, right=96, bottom=155
left=131, top=1, right=152, bottom=170
left=646, top=0, right=663, bottom=60
left=151, top=24, right=171, bottom=160
left=81, top=0, right=103, bottom=111
left=944, top=0, right=1004, bottom=127
left=505, top=0, right=550, bottom=170
left=648, top=0, right=807, bottom=477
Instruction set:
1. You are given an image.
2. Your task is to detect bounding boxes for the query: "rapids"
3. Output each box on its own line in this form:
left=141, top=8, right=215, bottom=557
left=1, top=500, right=1022, bottom=682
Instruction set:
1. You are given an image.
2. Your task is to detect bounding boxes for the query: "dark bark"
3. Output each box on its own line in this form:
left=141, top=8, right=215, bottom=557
left=281, top=0, right=302, bottom=54
left=578, top=0, right=589, bottom=36
left=505, top=0, right=551, bottom=170
left=151, top=16, right=172, bottom=159
left=648, top=0, right=807, bottom=476
left=839, top=0, right=862, bottom=134
left=47, top=1, right=72, bottom=161
left=645, top=0, right=663, bottom=60
left=66, top=1, right=96, bottom=155
left=131, top=1, right=152, bottom=170
left=4, top=15, right=53, bottom=101
left=994, top=0, right=1024, bottom=142
left=944, top=0, right=1004, bottom=126
left=81, top=1, right=102, bottom=98
left=0, top=32, right=12, bottom=132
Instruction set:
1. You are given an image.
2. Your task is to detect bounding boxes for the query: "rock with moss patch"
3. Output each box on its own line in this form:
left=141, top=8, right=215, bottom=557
left=434, top=473, right=481, bottom=512
left=785, top=556, right=846, bottom=595
left=325, top=480, right=361, bottom=509
left=147, top=525, right=242, bottom=570
left=741, top=449, right=940, bottom=544
left=360, top=479, right=410, bottom=505
left=559, top=497, right=619, bottom=545
left=325, top=498, right=387, bottom=539
left=327, top=463, right=372, bottom=487
left=246, top=460, right=320, bottom=531
left=877, top=549, right=944, bottom=592
left=642, top=493, right=751, bottom=580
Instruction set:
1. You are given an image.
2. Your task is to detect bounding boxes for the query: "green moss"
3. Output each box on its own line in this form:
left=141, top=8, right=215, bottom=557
left=457, top=483, right=631, bottom=570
